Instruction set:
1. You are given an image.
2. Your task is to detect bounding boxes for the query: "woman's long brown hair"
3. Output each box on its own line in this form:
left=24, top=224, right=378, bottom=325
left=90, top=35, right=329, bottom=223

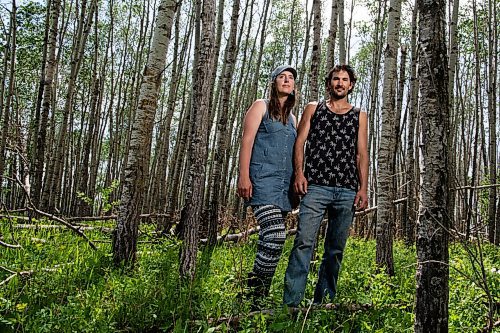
left=267, top=82, right=296, bottom=124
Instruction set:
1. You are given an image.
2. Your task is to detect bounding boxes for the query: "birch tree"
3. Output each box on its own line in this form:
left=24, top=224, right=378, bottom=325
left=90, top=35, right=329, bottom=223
left=376, top=0, right=402, bottom=276
left=403, top=4, right=418, bottom=245
left=0, top=1, right=16, bottom=182
left=326, top=0, right=338, bottom=69
left=309, top=0, right=321, bottom=100
left=113, top=0, right=179, bottom=265
left=207, top=0, right=240, bottom=245
left=486, top=0, right=497, bottom=244
left=338, top=0, right=346, bottom=64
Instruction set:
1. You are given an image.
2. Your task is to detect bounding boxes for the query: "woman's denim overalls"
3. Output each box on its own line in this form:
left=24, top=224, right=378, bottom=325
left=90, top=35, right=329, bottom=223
left=247, top=102, right=296, bottom=211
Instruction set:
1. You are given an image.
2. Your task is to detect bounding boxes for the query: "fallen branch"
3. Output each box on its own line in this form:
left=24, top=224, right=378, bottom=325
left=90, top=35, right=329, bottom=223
left=206, top=303, right=372, bottom=327
left=0, top=263, right=74, bottom=286
left=4, top=174, right=98, bottom=251
left=0, top=214, right=32, bottom=221
left=0, top=273, right=17, bottom=286
left=200, top=227, right=298, bottom=245
left=24, top=208, right=98, bottom=250
left=455, top=184, right=500, bottom=191
left=0, top=208, right=27, bottom=214
left=15, top=223, right=113, bottom=233
left=479, top=319, right=500, bottom=333
left=0, top=239, right=21, bottom=249
left=66, top=213, right=170, bottom=222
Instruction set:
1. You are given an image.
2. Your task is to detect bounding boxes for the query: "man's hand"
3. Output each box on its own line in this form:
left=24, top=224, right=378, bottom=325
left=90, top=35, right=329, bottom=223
left=354, top=189, right=368, bottom=210
left=294, top=173, right=308, bottom=195
left=237, top=176, right=252, bottom=200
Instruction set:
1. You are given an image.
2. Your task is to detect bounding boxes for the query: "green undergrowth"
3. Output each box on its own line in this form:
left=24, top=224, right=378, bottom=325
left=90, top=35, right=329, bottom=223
left=0, top=218, right=498, bottom=332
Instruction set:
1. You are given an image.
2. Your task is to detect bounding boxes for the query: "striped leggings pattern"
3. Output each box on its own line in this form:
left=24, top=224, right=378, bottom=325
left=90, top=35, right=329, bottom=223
left=251, top=205, right=286, bottom=278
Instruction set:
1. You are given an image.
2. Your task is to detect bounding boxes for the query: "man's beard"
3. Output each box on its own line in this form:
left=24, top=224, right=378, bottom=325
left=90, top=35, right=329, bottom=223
left=328, top=86, right=348, bottom=99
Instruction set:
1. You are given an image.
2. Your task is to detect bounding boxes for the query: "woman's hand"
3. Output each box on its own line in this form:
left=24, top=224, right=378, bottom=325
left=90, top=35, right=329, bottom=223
left=237, top=176, right=253, bottom=200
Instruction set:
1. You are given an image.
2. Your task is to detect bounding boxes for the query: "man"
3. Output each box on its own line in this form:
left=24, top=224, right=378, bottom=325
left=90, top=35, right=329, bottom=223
left=283, top=64, right=369, bottom=307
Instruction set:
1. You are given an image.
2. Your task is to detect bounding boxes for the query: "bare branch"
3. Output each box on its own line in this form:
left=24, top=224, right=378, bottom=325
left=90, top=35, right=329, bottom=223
left=205, top=303, right=374, bottom=327
left=15, top=223, right=113, bottom=233
left=454, top=184, right=500, bottom=191
left=1, top=174, right=98, bottom=250
left=0, top=239, right=21, bottom=248
left=0, top=273, right=17, bottom=286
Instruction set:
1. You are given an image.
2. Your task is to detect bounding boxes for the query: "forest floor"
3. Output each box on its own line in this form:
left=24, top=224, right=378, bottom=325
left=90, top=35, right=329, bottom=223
left=0, top=217, right=499, bottom=332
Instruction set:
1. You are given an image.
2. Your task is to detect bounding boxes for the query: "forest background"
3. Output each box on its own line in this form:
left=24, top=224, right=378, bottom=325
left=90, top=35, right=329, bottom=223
left=0, top=0, right=499, bottom=331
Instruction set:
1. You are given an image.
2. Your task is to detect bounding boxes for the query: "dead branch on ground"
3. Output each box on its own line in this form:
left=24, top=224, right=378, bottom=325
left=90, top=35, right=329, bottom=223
left=3, top=174, right=98, bottom=250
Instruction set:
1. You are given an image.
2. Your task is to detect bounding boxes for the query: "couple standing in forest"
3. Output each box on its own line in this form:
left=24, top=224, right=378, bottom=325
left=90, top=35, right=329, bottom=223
left=237, top=64, right=369, bottom=308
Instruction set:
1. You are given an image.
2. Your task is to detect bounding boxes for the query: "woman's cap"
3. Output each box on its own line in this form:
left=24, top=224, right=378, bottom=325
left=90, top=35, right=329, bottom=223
left=270, top=65, right=297, bottom=82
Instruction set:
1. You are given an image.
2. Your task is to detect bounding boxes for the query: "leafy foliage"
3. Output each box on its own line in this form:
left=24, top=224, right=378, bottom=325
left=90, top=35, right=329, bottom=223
left=0, top=219, right=498, bottom=332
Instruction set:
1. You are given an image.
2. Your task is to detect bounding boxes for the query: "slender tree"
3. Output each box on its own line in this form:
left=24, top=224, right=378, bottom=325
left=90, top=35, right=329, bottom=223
left=179, top=0, right=216, bottom=279
left=376, top=0, right=402, bottom=276
left=447, top=0, right=459, bottom=226
left=414, top=0, right=450, bottom=330
left=487, top=0, right=497, bottom=244
left=207, top=0, right=240, bottom=245
left=326, top=0, right=338, bottom=69
left=338, top=0, right=346, bottom=64
left=404, top=4, right=419, bottom=246
left=0, top=1, right=16, bottom=182
left=309, top=0, right=321, bottom=100
left=42, top=0, right=98, bottom=212
left=113, top=0, right=179, bottom=264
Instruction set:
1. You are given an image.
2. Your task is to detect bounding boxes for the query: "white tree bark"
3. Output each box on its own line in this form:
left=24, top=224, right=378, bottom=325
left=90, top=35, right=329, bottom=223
left=376, top=0, right=402, bottom=276
left=113, top=0, right=179, bottom=264
left=309, top=0, right=322, bottom=100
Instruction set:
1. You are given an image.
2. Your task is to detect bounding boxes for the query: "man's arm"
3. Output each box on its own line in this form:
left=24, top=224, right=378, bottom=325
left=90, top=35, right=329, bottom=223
left=355, top=110, right=369, bottom=209
left=293, top=102, right=317, bottom=195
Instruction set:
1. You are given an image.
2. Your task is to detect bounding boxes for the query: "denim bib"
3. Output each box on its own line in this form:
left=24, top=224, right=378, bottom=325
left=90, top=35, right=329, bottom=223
left=248, top=101, right=297, bottom=211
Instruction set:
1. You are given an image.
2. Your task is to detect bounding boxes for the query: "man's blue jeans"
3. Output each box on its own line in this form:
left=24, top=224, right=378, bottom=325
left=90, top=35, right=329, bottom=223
left=283, top=184, right=356, bottom=306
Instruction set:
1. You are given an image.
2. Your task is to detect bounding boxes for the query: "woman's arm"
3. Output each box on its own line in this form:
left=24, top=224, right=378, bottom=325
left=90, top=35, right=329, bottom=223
left=237, top=100, right=266, bottom=200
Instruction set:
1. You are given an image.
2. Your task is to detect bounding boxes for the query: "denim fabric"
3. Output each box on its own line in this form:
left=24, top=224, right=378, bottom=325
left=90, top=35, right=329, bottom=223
left=248, top=102, right=296, bottom=211
left=283, top=184, right=356, bottom=306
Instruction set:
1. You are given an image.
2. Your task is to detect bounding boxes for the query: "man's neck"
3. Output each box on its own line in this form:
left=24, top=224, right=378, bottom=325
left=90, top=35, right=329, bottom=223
left=327, top=98, right=352, bottom=113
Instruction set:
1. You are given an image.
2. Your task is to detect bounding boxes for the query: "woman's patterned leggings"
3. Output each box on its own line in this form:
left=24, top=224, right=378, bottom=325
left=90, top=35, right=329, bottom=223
left=251, top=205, right=286, bottom=281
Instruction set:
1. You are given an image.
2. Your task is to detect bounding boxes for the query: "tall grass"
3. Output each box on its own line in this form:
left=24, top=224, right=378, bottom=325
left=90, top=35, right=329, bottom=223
left=0, top=219, right=498, bottom=332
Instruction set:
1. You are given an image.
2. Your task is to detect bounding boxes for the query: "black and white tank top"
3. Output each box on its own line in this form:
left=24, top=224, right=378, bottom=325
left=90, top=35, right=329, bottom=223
left=304, top=101, right=360, bottom=191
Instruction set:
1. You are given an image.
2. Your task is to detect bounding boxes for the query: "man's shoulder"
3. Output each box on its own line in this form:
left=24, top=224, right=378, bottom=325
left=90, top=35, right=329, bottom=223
left=352, top=106, right=367, bottom=114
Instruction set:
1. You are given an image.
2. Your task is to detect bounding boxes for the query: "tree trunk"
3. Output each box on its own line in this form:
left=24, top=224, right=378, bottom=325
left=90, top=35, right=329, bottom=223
left=207, top=0, right=240, bottom=246
left=179, top=0, right=216, bottom=279
left=43, top=0, right=97, bottom=212
left=30, top=0, right=51, bottom=202
left=309, top=0, right=321, bottom=101
left=466, top=0, right=481, bottom=240
left=447, top=0, right=459, bottom=226
left=414, top=0, right=450, bottom=330
left=376, top=0, right=402, bottom=276
left=148, top=6, right=183, bottom=218
left=487, top=0, right=497, bottom=244
left=326, top=0, right=338, bottom=70
left=338, top=0, right=346, bottom=64
left=0, top=1, right=16, bottom=183
left=113, top=0, right=179, bottom=265
left=367, top=0, right=386, bottom=227
left=404, top=4, right=418, bottom=246
left=76, top=18, right=100, bottom=216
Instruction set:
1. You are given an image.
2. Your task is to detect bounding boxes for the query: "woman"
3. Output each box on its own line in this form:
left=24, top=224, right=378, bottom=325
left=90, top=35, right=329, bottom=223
left=237, top=65, right=298, bottom=301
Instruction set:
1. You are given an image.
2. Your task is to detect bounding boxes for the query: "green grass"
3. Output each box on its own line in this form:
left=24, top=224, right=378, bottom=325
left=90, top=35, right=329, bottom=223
left=0, top=219, right=498, bottom=332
